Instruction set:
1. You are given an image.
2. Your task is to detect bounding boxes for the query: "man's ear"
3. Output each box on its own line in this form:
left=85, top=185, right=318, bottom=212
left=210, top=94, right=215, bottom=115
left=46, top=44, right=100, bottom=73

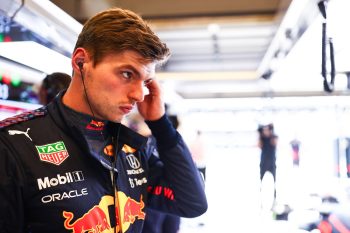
left=72, top=48, right=88, bottom=70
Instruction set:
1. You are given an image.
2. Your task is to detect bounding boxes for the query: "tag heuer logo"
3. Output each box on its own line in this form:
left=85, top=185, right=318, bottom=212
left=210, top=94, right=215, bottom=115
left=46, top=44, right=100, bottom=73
left=35, top=141, right=69, bottom=165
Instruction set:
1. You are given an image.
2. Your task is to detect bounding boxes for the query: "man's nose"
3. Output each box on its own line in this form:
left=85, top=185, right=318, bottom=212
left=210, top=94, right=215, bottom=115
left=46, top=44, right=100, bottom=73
left=129, top=81, right=145, bottom=102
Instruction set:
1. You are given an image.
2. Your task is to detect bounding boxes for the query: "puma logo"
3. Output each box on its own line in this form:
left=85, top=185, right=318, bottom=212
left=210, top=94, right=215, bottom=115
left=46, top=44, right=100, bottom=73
left=8, top=128, right=32, bottom=141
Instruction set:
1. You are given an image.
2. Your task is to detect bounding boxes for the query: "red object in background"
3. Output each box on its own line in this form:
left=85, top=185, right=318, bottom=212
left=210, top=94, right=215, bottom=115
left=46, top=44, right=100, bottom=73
left=2, top=74, right=11, bottom=85
left=0, top=104, right=27, bottom=113
left=4, top=36, right=12, bottom=42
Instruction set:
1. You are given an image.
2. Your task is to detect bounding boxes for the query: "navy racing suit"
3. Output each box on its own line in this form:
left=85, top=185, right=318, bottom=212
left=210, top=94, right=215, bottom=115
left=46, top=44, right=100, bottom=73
left=0, top=93, right=207, bottom=233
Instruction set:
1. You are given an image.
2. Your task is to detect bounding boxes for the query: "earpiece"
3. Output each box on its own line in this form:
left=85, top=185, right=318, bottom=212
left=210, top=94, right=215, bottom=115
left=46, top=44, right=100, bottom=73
left=76, top=58, right=84, bottom=70
left=76, top=58, right=85, bottom=81
left=77, top=61, right=83, bottom=70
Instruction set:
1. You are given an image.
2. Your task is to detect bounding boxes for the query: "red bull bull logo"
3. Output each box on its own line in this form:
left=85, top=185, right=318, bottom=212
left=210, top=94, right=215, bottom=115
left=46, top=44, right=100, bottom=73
left=123, top=196, right=145, bottom=223
left=63, top=206, right=110, bottom=233
left=117, top=192, right=145, bottom=232
left=86, top=120, right=105, bottom=131
left=63, top=192, right=146, bottom=233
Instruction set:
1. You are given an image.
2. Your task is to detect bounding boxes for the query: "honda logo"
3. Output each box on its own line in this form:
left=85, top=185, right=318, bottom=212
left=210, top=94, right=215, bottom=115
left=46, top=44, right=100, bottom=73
left=126, top=154, right=141, bottom=169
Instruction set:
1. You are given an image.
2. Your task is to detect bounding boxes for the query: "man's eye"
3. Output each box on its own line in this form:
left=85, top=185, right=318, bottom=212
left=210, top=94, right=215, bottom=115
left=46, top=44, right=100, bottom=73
left=122, top=71, right=132, bottom=79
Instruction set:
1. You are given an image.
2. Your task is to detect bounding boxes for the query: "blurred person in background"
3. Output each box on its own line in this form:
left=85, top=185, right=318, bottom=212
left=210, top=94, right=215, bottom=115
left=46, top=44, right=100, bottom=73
left=290, top=138, right=301, bottom=167
left=38, top=72, right=71, bottom=105
left=258, top=123, right=278, bottom=183
left=258, top=123, right=278, bottom=211
left=345, top=138, right=350, bottom=178
left=0, top=7, right=207, bottom=233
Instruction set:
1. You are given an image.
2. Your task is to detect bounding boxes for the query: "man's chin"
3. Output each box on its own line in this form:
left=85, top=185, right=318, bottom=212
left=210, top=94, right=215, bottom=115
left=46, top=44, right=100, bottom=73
left=109, top=114, right=124, bottom=123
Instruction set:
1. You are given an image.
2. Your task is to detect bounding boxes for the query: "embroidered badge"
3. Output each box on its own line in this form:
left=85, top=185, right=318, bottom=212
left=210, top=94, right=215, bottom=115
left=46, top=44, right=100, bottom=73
left=103, top=144, right=115, bottom=157
left=35, top=141, right=69, bottom=165
left=0, top=107, right=47, bottom=129
left=122, top=144, right=136, bottom=154
left=86, top=120, right=105, bottom=131
left=8, top=128, right=32, bottom=141
left=126, top=154, right=141, bottom=169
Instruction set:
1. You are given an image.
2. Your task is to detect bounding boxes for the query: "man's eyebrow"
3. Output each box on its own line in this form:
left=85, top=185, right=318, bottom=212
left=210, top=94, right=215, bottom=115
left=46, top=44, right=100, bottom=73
left=120, top=64, right=155, bottom=81
left=120, top=64, right=141, bottom=77
left=118, top=64, right=141, bottom=79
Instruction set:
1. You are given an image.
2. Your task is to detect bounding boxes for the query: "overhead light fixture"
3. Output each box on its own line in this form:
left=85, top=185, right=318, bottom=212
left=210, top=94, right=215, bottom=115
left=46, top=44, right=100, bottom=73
left=0, top=41, right=72, bottom=75
left=207, top=24, right=220, bottom=36
left=0, top=56, right=44, bottom=84
left=0, top=0, right=82, bottom=54
left=257, top=0, right=319, bottom=77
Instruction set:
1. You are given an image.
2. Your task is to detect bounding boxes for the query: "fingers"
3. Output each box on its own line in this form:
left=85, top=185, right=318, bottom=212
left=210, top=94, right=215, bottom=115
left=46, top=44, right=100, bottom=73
left=145, top=78, right=162, bottom=97
left=137, top=78, right=165, bottom=121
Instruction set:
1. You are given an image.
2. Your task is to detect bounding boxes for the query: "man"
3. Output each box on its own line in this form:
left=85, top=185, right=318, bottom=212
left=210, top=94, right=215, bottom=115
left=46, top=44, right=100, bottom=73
left=0, top=7, right=207, bottom=233
left=258, top=123, right=278, bottom=182
left=258, top=123, right=278, bottom=209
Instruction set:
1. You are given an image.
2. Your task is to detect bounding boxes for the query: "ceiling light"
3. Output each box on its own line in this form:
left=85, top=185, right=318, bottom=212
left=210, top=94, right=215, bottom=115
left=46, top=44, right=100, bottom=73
left=207, top=24, right=220, bottom=36
left=0, top=57, right=44, bottom=84
left=0, top=0, right=82, bottom=54
left=0, top=41, right=72, bottom=75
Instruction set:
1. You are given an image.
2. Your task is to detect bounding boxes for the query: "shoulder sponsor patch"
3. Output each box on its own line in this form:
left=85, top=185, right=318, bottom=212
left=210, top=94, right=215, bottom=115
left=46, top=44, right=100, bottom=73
left=0, top=107, right=47, bottom=129
left=35, top=141, right=69, bottom=165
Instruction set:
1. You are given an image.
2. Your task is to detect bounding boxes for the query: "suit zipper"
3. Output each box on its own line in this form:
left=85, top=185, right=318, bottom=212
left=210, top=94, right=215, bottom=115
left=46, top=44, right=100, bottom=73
left=111, top=135, right=122, bottom=233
